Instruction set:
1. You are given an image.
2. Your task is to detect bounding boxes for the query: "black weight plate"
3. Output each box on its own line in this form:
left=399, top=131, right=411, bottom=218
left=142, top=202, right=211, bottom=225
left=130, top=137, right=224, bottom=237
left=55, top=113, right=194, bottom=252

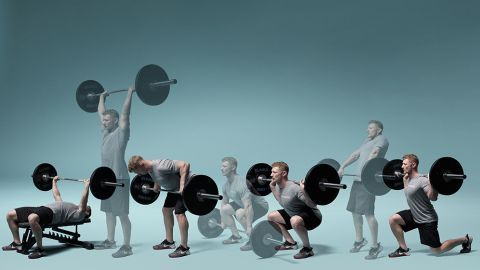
left=90, top=166, right=116, bottom=200
left=135, top=64, right=170, bottom=106
left=76, top=80, right=104, bottom=113
left=130, top=174, right=160, bottom=205
left=305, top=163, right=340, bottom=205
left=246, top=163, right=272, bottom=196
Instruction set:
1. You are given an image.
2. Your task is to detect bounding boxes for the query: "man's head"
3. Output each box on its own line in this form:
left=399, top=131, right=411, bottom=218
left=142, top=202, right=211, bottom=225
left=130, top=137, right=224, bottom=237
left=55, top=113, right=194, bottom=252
left=221, top=157, right=237, bottom=176
left=102, top=109, right=119, bottom=132
left=402, top=154, right=419, bottom=175
left=128, top=155, right=149, bottom=175
left=271, top=161, right=289, bottom=181
left=367, top=120, right=383, bottom=139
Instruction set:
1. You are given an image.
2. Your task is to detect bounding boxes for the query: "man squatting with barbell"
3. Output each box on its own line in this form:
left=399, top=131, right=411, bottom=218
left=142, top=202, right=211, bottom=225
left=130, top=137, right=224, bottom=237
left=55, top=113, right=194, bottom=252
left=337, top=120, right=388, bottom=259
left=127, top=155, right=192, bottom=258
left=3, top=176, right=92, bottom=259
left=388, top=154, right=473, bottom=257
left=220, top=157, right=269, bottom=250
left=267, top=161, right=321, bottom=259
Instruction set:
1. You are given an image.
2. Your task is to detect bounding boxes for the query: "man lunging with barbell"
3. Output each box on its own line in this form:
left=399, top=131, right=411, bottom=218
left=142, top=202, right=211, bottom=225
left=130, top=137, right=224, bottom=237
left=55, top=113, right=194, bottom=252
left=94, top=86, right=133, bottom=258
left=128, top=155, right=192, bottom=258
left=267, top=162, right=321, bottom=259
left=3, top=176, right=91, bottom=259
left=338, top=120, right=388, bottom=259
left=388, top=154, right=473, bottom=257
left=220, top=157, right=269, bottom=251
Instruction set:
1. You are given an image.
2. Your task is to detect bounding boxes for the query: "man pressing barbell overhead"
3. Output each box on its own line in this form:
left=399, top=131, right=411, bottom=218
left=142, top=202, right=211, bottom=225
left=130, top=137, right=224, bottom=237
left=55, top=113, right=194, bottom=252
left=3, top=176, right=91, bottom=259
left=338, top=120, right=388, bottom=259
left=267, top=162, right=321, bottom=259
left=388, top=154, right=473, bottom=257
left=128, top=155, right=192, bottom=258
left=94, top=86, right=133, bottom=258
left=220, top=157, right=269, bottom=251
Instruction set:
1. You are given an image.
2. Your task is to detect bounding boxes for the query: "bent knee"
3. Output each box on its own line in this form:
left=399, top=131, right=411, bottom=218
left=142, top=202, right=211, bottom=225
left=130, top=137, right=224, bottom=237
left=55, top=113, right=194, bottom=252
left=389, top=214, right=402, bottom=225
left=290, top=216, right=304, bottom=228
left=27, top=214, right=39, bottom=224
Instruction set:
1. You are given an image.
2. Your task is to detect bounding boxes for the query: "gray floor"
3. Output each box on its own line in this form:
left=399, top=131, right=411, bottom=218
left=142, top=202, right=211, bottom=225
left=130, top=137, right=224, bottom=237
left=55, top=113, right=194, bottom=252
left=1, top=179, right=478, bottom=270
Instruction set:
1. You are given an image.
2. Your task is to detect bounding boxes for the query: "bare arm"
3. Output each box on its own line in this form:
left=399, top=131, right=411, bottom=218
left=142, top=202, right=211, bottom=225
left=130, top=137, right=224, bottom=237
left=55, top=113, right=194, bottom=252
left=119, top=86, right=134, bottom=130
left=97, top=91, right=108, bottom=122
left=176, top=160, right=190, bottom=193
left=52, top=176, right=62, bottom=202
left=368, top=147, right=381, bottom=160
left=426, top=180, right=438, bottom=201
left=78, top=179, right=90, bottom=212
left=299, top=180, right=317, bottom=208
left=338, top=150, right=360, bottom=175
left=269, top=180, right=281, bottom=202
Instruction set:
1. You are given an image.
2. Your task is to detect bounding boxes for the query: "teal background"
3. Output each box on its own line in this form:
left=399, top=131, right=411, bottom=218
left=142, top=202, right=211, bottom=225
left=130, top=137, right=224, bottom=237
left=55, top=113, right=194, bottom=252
left=0, top=0, right=478, bottom=269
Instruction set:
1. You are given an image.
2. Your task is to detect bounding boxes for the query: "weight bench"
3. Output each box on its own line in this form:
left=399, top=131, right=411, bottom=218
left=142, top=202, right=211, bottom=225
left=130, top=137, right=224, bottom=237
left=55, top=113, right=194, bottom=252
left=17, top=218, right=93, bottom=254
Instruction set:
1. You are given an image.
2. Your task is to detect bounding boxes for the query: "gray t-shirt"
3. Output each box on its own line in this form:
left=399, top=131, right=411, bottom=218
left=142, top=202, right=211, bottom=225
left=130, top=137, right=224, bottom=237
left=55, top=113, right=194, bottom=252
left=44, top=202, right=86, bottom=225
left=101, top=126, right=130, bottom=180
left=404, top=175, right=438, bottom=223
left=275, top=181, right=321, bottom=219
left=222, top=174, right=268, bottom=209
left=149, top=159, right=182, bottom=191
left=355, top=134, right=389, bottom=179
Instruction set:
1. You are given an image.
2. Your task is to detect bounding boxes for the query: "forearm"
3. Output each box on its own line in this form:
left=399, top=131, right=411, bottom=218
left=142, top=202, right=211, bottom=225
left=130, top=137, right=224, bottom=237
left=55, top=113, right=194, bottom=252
left=179, top=163, right=190, bottom=191
left=340, top=153, right=359, bottom=169
left=79, top=187, right=89, bottom=211
left=98, top=95, right=106, bottom=116
left=52, top=182, right=62, bottom=201
left=244, top=203, right=254, bottom=230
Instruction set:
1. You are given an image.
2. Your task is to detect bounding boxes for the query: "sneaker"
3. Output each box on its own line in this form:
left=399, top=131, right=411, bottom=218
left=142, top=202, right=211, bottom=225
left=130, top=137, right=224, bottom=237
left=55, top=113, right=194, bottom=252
left=293, top=246, right=314, bottom=259
left=168, top=245, right=190, bottom=258
left=94, top=239, right=116, bottom=250
left=460, top=234, right=473, bottom=254
left=153, top=239, right=176, bottom=250
left=240, top=241, right=252, bottom=251
left=28, top=248, right=45, bottom=259
left=112, top=245, right=133, bottom=258
left=2, top=242, right=22, bottom=251
left=350, top=238, right=368, bottom=253
left=365, top=243, right=383, bottom=260
left=222, top=235, right=242, bottom=244
left=388, top=247, right=410, bottom=258
left=274, top=241, right=298, bottom=251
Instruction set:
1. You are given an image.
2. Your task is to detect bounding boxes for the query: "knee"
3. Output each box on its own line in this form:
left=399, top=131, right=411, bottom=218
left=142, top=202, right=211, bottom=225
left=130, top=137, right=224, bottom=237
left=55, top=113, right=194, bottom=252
left=220, top=205, right=233, bottom=216
left=162, top=207, right=172, bottom=215
left=235, top=209, right=245, bottom=220
left=267, top=212, right=276, bottom=222
left=430, top=247, right=441, bottom=255
left=6, top=210, right=16, bottom=220
left=27, top=214, right=39, bottom=225
left=389, top=215, right=399, bottom=226
left=290, top=216, right=303, bottom=229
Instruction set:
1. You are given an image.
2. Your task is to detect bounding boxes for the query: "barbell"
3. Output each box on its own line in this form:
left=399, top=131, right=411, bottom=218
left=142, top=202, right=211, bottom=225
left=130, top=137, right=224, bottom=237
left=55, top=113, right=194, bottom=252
left=31, top=163, right=124, bottom=200
left=246, top=163, right=347, bottom=205
left=76, top=64, right=177, bottom=113
left=319, top=157, right=467, bottom=196
left=130, top=174, right=223, bottom=216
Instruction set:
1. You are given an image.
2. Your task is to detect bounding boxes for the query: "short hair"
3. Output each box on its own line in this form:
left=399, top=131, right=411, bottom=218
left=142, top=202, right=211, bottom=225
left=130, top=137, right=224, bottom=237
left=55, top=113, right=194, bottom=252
left=271, top=161, right=289, bottom=174
left=368, top=120, right=384, bottom=134
left=221, top=157, right=238, bottom=168
left=402, top=154, right=419, bottom=169
left=128, top=155, right=144, bottom=172
left=103, top=109, right=119, bottom=120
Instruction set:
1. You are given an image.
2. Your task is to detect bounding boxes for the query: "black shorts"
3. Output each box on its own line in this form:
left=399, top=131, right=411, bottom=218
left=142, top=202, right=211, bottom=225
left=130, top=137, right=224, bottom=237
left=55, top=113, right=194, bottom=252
left=15, top=206, right=53, bottom=228
left=229, top=202, right=268, bottom=223
left=277, top=209, right=322, bottom=231
left=163, top=193, right=187, bottom=215
left=397, top=209, right=441, bottom=248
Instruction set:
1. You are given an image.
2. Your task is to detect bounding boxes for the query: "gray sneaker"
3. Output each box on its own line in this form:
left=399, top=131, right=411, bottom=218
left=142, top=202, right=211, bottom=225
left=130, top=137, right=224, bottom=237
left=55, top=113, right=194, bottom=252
left=365, top=243, right=383, bottom=260
left=222, top=235, right=242, bottom=244
left=95, top=239, right=116, bottom=250
left=240, top=241, right=252, bottom=251
left=350, top=238, right=368, bottom=253
left=112, top=245, right=133, bottom=258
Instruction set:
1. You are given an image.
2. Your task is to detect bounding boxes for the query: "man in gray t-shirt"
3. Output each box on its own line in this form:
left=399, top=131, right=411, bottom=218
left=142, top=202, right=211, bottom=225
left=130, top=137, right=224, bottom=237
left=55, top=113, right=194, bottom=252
left=3, top=176, right=91, bottom=259
left=267, top=161, right=321, bottom=259
left=219, top=157, right=269, bottom=251
left=388, top=154, right=473, bottom=257
left=128, top=155, right=192, bottom=258
left=94, top=87, right=133, bottom=258
left=338, top=120, right=388, bottom=259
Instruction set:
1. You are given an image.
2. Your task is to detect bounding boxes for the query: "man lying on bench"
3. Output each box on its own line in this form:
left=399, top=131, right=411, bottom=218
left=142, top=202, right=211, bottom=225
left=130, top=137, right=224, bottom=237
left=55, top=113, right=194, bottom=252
left=3, top=176, right=91, bottom=259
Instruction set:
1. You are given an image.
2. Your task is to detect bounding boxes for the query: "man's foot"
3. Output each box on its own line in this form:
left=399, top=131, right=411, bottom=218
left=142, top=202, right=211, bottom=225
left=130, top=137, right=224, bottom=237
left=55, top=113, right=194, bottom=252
left=28, top=248, right=45, bottom=259
left=388, top=247, right=410, bottom=258
left=2, top=242, right=22, bottom=251
left=94, top=239, right=116, bottom=250
left=274, top=240, right=298, bottom=251
left=112, top=245, right=133, bottom=258
left=153, top=239, right=176, bottom=250
left=350, top=238, right=368, bottom=253
left=168, top=245, right=190, bottom=258
left=222, top=235, right=242, bottom=244
left=460, top=234, right=473, bottom=254
left=365, top=243, right=383, bottom=260
left=293, top=246, right=314, bottom=259
left=240, top=240, right=252, bottom=251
